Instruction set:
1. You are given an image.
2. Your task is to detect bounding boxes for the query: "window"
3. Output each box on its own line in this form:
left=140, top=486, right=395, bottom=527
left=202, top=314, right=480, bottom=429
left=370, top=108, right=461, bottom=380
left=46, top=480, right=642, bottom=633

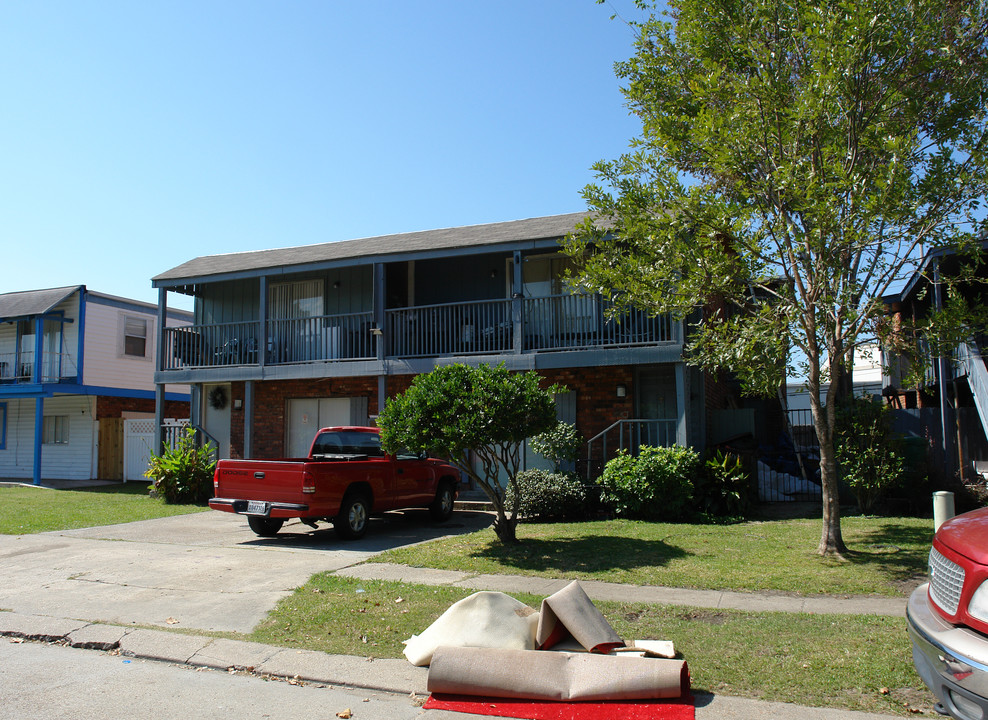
left=124, top=317, right=148, bottom=357
left=269, top=279, right=323, bottom=319
left=0, top=403, right=6, bottom=450
left=43, top=416, right=69, bottom=445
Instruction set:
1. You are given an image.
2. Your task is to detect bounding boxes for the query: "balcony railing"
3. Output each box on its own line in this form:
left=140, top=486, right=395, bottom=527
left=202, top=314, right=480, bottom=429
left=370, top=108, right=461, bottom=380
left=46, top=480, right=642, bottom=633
left=161, top=296, right=679, bottom=370
left=387, top=299, right=512, bottom=358
left=0, top=351, right=78, bottom=384
left=164, top=312, right=376, bottom=370
left=522, top=295, right=677, bottom=352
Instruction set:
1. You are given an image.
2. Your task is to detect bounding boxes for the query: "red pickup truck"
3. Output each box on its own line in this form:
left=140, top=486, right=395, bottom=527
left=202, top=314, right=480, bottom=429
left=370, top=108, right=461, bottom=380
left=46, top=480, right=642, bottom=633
left=208, top=426, right=461, bottom=540
left=908, top=506, right=988, bottom=720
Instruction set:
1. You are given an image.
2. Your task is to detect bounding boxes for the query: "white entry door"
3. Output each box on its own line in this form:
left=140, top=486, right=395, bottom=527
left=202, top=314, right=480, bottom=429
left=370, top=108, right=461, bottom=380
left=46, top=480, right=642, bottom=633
left=202, top=384, right=232, bottom=459
left=286, top=397, right=355, bottom=458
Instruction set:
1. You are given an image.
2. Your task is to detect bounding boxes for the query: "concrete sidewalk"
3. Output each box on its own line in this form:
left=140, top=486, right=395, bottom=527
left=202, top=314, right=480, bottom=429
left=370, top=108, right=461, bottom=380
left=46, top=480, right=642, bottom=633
left=337, top=562, right=908, bottom=617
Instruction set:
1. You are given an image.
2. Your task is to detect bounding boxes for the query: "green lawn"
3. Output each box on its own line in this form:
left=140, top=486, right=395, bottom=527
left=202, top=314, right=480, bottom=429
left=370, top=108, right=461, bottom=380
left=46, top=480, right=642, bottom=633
left=250, top=573, right=930, bottom=717
left=0, top=483, right=209, bottom=534
left=375, top=515, right=934, bottom=596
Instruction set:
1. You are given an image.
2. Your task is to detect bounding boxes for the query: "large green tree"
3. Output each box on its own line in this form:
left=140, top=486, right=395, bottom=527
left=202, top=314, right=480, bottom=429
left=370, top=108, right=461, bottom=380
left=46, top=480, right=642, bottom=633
left=377, top=363, right=560, bottom=544
left=565, top=0, right=988, bottom=554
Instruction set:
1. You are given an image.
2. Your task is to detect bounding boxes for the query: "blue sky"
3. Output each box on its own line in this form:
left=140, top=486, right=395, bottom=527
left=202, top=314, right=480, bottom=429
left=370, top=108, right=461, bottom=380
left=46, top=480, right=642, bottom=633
left=0, top=1, right=649, bottom=311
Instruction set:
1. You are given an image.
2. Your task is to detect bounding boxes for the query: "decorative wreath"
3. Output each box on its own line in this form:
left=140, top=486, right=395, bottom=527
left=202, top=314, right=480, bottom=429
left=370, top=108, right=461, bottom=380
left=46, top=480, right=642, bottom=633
left=208, top=386, right=228, bottom=410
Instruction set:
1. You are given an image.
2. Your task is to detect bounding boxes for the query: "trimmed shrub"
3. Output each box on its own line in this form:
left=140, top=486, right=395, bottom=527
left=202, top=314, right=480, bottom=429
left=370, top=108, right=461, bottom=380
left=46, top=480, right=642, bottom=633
left=597, top=445, right=698, bottom=521
left=693, top=450, right=753, bottom=521
left=507, top=469, right=589, bottom=522
left=145, top=428, right=216, bottom=504
left=835, top=398, right=905, bottom=513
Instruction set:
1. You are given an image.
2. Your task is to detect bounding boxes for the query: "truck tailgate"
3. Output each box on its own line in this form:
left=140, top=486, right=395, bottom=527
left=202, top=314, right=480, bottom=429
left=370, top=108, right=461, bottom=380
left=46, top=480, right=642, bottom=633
left=210, top=460, right=319, bottom=517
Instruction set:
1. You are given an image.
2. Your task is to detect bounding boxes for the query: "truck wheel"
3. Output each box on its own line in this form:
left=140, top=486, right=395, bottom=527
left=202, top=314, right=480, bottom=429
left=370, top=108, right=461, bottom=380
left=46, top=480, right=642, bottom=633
left=335, top=493, right=370, bottom=540
left=429, top=482, right=456, bottom=522
left=247, top=516, right=284, bottom=537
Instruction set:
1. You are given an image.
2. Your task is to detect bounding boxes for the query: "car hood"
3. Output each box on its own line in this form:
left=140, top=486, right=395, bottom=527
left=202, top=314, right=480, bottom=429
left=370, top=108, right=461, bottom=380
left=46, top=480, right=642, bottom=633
left=938, top=507, right=988, bottom=567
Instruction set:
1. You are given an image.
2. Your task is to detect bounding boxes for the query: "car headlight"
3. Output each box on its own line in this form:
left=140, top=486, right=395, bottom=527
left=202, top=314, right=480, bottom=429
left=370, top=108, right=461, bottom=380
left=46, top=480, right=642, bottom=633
left=969, top=580, right=988, bottom=623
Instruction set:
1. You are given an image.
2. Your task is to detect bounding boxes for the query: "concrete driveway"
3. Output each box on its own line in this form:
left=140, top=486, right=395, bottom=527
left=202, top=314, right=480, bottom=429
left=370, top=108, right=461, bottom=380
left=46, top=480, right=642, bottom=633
left=0, top=509, right=492, bottom=634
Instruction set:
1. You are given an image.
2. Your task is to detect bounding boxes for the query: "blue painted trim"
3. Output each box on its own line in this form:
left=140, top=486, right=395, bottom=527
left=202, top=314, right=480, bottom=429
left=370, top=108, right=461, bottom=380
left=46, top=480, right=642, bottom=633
left=33, top=396, right=43, bottom=485
left=0, top=402, right=6, bottom=450
left=0, top=383, right=190, bottom=403
left=33, top=316, right=44, bottom=384
left=77, top=289, right=87, bottom=383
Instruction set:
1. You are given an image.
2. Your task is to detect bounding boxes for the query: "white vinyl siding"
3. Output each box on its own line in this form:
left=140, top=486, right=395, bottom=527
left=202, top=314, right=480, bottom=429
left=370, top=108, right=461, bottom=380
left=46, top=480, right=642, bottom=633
left=0, top=396, right=96, bottom=480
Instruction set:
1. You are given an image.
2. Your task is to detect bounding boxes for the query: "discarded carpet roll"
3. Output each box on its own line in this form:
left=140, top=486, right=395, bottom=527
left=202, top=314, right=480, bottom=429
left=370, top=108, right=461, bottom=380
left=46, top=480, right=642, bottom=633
left=536, top=579, right=624, bottom=653
left=402, top=591, right=539, bottom=666
left=427, top=645, right=690, bottom=701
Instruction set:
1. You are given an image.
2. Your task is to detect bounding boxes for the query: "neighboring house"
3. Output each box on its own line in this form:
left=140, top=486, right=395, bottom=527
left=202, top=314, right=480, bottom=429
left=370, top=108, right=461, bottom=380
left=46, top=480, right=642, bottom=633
left=150, top=213, right=774, bottom=478
left=785, top=343, right=885, bottom=413
left=0, top=286, right=192, bottom=485
left=883, top=242, right=988, bottom=482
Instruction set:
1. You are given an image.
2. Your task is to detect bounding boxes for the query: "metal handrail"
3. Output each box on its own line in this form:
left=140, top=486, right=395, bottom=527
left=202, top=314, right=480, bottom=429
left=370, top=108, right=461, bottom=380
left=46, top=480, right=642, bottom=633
left=585, top=418, right=679, bottom=478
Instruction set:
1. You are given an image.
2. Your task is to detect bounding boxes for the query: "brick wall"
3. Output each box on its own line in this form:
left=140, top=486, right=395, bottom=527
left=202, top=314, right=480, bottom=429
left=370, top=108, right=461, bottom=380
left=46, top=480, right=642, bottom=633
left=234, top=367, right=643, bottom=471
left=96, top=396, right=189, bottom=420
left=238, top=377, right=379, bottom=459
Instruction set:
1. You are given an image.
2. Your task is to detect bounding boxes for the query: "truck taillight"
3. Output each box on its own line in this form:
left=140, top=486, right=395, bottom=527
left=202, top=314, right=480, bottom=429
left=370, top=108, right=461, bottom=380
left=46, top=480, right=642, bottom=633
left=302, top=470, right=316, bottom=494
left=213, top=470, right=219, bottom=490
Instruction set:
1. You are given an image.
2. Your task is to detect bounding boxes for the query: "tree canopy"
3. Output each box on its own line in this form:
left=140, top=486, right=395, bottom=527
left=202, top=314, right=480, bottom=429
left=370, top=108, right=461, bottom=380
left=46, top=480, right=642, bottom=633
left=565, top=0, right=988, bottom=554
left=377, top=363, right=560, bottom=543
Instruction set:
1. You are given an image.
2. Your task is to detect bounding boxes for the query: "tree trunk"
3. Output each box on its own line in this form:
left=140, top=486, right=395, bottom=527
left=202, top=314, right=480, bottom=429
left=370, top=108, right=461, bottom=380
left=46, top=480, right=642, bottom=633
left=816, top=433, right=847, bottom=555
left=483, top=483, right=518, bottom=544
left=492, top=509, right=518, bottom=544
left=807, top=362, right=847, bottom=556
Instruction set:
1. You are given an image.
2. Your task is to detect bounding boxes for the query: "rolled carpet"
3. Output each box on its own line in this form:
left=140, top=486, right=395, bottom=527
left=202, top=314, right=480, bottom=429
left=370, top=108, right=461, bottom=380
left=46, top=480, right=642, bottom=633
left=427, top=646, right=690, bottom=702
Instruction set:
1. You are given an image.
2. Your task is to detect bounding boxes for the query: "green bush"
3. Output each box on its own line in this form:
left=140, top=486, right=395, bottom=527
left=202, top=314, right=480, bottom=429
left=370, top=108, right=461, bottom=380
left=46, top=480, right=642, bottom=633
left=835, top=398, right=905, bottom=513
left=529, top=422, right=582, bottom=470
left=145, top=428, right=216, bottom=504
left=693, top=450, right=753, bottom=521
left=506, top=469, right=589, bottom=521
left=597, top=445, right=698, bottom=521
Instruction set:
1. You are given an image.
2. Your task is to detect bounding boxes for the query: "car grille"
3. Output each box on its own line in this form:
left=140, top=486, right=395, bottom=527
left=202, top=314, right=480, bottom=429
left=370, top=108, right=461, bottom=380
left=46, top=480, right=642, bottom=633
left=929, top=547, right=966, bottom=615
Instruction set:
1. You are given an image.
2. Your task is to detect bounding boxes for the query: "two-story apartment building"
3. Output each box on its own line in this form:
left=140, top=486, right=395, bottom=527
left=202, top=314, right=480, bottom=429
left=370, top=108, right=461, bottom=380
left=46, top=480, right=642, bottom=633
left=151, top=213, right=723, bottom=477
left=0, top=286, right=192, bottom=485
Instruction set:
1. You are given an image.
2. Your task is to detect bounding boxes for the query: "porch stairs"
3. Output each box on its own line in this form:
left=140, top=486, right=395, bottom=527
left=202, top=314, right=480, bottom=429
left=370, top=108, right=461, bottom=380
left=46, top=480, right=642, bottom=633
left=956, top=340, right=988, bottom=444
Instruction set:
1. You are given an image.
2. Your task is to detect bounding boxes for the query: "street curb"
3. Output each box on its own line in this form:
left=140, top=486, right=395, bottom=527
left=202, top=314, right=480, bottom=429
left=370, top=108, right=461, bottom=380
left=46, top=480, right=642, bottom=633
left=0, top=610, right=430, bottom=696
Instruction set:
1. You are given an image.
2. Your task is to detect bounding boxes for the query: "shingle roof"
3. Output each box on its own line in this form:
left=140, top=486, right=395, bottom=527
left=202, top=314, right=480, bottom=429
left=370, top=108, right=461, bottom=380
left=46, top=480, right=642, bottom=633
left=0, top=286, right=81, bottom=321
left=153, top=212, right=591, bottom=286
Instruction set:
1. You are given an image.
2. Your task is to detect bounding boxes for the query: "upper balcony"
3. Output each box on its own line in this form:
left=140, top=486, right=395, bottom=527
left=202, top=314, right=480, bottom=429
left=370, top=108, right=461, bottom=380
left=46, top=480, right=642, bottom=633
left=160, top=293, right=681, bottom=374
left=0, top=350, right=78, bottom=386
left=152, top=213, right=687, bottom=380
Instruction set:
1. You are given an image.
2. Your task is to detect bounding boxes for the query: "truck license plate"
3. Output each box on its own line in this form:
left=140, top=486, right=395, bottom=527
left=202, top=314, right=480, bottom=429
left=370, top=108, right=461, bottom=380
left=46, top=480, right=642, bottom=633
left=246, top=501, right=268, bottom=515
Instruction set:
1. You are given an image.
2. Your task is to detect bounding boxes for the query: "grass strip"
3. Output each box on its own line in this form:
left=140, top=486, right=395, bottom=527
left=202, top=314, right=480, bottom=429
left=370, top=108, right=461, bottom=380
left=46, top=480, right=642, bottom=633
left=250, top=573, right=929, bottom=717
left=0, top=484, right=208, bottom=534
left=376, top=516, right=933, bottom=596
